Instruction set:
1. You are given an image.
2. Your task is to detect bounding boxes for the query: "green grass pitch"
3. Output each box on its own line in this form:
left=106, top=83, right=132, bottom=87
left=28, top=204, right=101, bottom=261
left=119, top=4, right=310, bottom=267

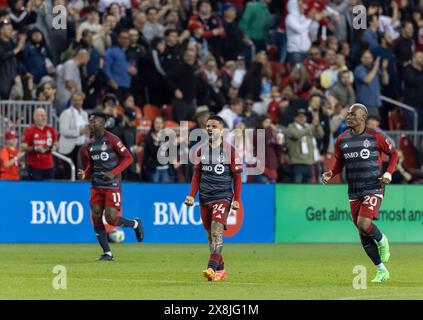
left=1, top=243, right=423, bottom=300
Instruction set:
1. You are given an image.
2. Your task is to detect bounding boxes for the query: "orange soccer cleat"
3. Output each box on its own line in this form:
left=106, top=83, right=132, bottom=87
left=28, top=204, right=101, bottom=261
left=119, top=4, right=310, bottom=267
left=202, top=268, right=216, bottom=281
left=213, top=270, right=227, bottom=282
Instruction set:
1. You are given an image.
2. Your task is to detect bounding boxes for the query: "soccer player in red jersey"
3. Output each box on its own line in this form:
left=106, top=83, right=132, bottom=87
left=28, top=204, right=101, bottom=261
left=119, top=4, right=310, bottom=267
left=21, top=108, right=58, bottom=181
left=184, top=115, right=242, bottom=282
left=322, top=104, right=398, bottom=283
left=78, top=113, right=144, bottom=261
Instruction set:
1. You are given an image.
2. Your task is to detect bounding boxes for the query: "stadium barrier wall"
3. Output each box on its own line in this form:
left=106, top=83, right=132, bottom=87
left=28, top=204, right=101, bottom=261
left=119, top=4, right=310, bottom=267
left=275, top=184, right=423, bottom=243
left=0, top=182, right=275, bottom=243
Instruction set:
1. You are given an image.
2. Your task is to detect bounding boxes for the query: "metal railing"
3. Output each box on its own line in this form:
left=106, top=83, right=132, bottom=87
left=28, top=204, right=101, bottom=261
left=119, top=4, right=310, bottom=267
left=0, top=100, right=58, bottom=146
left=381, top=95, right=418, bottom=145
left=53, top=151, right=76, bottom=181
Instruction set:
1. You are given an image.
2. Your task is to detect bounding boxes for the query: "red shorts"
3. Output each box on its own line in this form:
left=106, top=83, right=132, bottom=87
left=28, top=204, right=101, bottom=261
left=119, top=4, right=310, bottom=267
left=200, top=200, right=231, bottom=230
left=349, top=195, right=383, bottom=226
left=90, top=187, right=122, bottom=212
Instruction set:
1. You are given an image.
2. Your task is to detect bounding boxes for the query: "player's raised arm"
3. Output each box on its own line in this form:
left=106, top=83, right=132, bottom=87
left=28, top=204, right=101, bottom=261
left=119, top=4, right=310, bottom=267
left=376, top=132, right=398, bottom=184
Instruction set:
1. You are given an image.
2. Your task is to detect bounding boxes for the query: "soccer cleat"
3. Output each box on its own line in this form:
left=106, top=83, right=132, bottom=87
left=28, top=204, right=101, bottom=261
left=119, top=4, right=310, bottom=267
left=371, top=269, right=390, bottom=283
left=96, top=254, right=114, bottom=261
left=202, top=268, right=216, bottom=281
left=378, top=234, right=390, bottom=263
left=213, top=270, right=227, bottom=282
left=134, top=218, right=144, bottom=242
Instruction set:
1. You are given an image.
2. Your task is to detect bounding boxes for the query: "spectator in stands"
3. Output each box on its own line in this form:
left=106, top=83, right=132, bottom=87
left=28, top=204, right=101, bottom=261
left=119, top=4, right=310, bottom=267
left=239, top=0, right=271, bottom=54
left=285, top=0, right=312, bottom=65
left=10, top=73, right=36, bottom=100
left=286, top=108, right=323, bottom=183
left=306, top=94, right=331, bottom=160
left=188, top=20, right=209, bottom=60
left=55, top=48, right=90, bottom=115
left=190, top=0, right=225, bottom=63
left=49, top=0, right=75, bottom=65
left=140, top=36, right=169, bottom=106
left=142, top=116, right=172, bottom=183
left=79, top=29, right=103, bottom=111
left=239, top=61, right=263, bottom=102
left=252, top=114, right=284, bottom=183
left=304, top=45, right=327, bottom=88
left=92, top=13, right=116, bottom=56
left=112, top=107, right=138, bottom=181
left=9, top=0, right=37, bottom=31
left=0, top=19, right=26, bottom=99
left=218, top=97, right=243, bottom=130
left=222, top=3, right=244, bottom=61
left=167, top=47, right=197, bottom=122
left=143, top=7, right=165, bottom=44
left=329, top=69, right=356, bottom=108
left=242, top=94, right=259, bottom=129
left=22, top=27, right=55, bottom=84
left=58, top=90, right=89, bottom=174
left=199, top=55, right=226, bottom=113
left=162, top=29, right=181, bottom=71
left=354, top=50, right=389, bottom=116
left=393, top=20, right=415, bottom=77
left=362, top=14, right=380, bottom=50
left=104, top=29, right=138, bottom=100
left=0, top=130, right=24, bottom=180
left=402, top=50, right=423, bottom=130
left=77, top=5, right=102, bottom=43
left=21, top=108, right=58, bottom=181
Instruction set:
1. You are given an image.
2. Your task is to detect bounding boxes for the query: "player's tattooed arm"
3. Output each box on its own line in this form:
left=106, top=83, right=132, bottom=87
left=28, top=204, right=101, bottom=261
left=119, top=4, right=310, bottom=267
left=210, top=221, right=224, bottom=254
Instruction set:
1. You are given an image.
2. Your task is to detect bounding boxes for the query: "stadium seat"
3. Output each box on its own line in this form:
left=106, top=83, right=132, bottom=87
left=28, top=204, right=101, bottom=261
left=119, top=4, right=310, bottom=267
left=187, top=121, right=196, bottom=129
left=143, top=104, right=162, bottom=121
left=399, top=135, right=418, bottom=170
left=164, top=120, right=180, bottom=129
left=138, top=119, right=151, bottom=133
left=163, top=104, right=173, bottom=121
left=388, top=107, right=406, bottom=131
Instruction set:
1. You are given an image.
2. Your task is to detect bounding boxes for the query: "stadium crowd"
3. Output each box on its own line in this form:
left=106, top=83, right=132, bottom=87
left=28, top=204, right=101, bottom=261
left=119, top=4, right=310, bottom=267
left=0, top=0, right=422, bottom=183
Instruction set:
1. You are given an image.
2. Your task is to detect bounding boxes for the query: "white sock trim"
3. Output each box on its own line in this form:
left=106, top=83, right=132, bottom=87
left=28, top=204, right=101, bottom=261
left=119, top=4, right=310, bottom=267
left=104, top=251, right=112, bottom=256
left=133, top=220, right=138, bottom=229
left=376, top=263, right=386, bottom=270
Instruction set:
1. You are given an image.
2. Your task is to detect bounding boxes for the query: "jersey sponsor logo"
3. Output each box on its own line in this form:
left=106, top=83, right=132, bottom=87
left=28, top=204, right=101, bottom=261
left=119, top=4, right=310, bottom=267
left=363, top=139, right=370, bottom=148
left=217, top=154, right=225, bottom=163
left=202, top=164, right=213, bottom=172
left=30, top=201, right=84, bottom=225
left=360, top=149, right=370, bottom=159
left=224, top=202, right=244, bottom=238
left=342, top=143, right=348, bottom=149
left=214, top=164, right=225, bottom=175
left=344, top=152, right=359, bottom=159
left=100, top=152, right=109, bottom=161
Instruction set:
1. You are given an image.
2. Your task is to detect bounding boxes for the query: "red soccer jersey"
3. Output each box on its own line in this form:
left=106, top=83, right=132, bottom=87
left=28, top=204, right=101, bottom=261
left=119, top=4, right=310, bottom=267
left=0, top=147, right=19, bottom=180
left=23, top=125, right=57, bottom=169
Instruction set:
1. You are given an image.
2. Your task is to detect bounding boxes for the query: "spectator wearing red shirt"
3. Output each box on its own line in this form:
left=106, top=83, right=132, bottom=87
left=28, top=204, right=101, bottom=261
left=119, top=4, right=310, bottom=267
left=303, top=46, right=328, bottom=88
left=189, top=0, right=225, bottom=63
left=21, top=108, right=58, bottom=181
left=0, top=130, right=24, bottom=180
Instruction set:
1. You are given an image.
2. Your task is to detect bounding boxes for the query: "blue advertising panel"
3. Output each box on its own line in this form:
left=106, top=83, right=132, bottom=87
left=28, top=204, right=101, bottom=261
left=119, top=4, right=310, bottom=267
left=0, top=182, right=274, bottom=243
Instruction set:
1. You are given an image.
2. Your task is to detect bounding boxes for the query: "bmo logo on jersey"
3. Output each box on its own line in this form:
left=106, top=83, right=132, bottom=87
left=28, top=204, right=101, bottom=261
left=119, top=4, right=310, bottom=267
left=30, top=201, right=84, bottom=225
left=202, top=164, right=225, bottom=175
left=91, top=152, right=109, bottom=161
left=360, top=149, right=370, bottom=159
left=153, top=202, right=202, bottom=225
